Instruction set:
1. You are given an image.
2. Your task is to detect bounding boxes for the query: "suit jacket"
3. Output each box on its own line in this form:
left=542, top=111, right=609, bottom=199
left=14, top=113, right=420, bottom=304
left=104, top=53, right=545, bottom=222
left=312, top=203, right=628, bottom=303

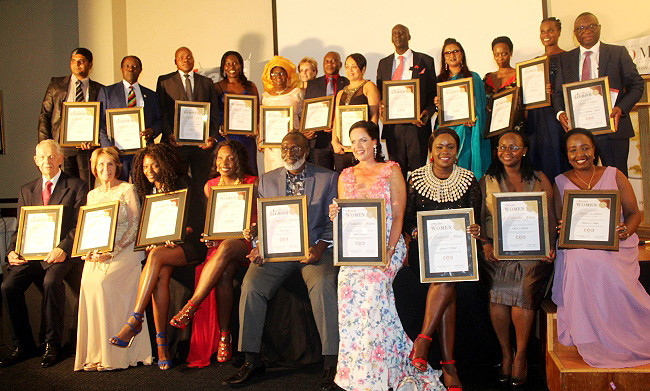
left=156, top=71, right=219, bottom=139
left=552, top=43, right=644, bottom=139
left=258, top=163, right=338, bottom=246
left=8, top=171, right=89, bottom=264
left=38, top=76, right=104, bottom=143
left=376, top=51, right=437, bottom=139
left=304, top=75, right=349, bottom=149
left=97, top=81, right=163, bottom=147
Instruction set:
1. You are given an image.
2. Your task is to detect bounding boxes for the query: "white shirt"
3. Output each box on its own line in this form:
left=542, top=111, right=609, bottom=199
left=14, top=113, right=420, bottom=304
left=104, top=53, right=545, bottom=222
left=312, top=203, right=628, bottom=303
left=392, top=49, right=413, bottom=80
left=579, top=41, right=600, bottom=80
left=178, top=70, right=195, bottom=93
left=66, top=75, right=89, bottom=102
left=122, top=80, right=144, bottom=107
left=41, top=169, right=62, bottom=192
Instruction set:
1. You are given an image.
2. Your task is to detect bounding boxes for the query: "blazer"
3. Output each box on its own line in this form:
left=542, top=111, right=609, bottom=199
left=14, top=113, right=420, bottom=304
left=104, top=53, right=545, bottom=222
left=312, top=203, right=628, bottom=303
left=156, top=71, right=219, bottom=139
left=97, top=81, right=163, bottom=147
left=258, top=163, right=338, bottom=247
left=552, top=43, right=644, bottom=139
left=8, top=171, right=89, bottom=264
left=38, top=76, right=104, bottom=143
left=376, top=51, right=437, bottom=138
left=304, top=75, right=350, bottom=149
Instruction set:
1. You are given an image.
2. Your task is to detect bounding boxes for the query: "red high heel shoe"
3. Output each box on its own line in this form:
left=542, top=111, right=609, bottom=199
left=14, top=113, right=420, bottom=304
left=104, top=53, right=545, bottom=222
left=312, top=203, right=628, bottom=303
left=217, top=331, right=232, bottom=363
left=440, top=360, right=462, bottom=391
left=409, top=334, right=432, bottom=372
left=169, top=300, right=197, bottom=330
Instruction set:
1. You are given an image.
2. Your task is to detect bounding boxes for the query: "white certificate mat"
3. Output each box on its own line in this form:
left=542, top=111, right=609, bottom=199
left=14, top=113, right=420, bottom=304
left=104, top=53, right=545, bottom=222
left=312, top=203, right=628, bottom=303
left=520, top=63, right=546, bottom=104
left=500, top=200, right=541, bottom=252
left=145, top=198, right=179, bottom=239
left=426, top=218, right=469, bottom=273
left=442, top=85, right=470, bottom=121
left=264, top=110, right=291, bottom=144
left=111, top=112, right=142, bottom=150
left=570, top=85, right=608, bottom=130
left=341, top=206, right=379, bottom=258
left=264, top=204, right=302, bottom=254
left=213, top=191, right=247, bottom=233
left=304, top=101, right=330, bottom=129
left=228, top=99, right=253, bottom=131
left=23, top=213, right=57, bottom=254
left=179, top=106, right=205, bottom=140
left=388, top=85, right=416, bottom=119
left=79, top=209, right=112, bottom=250
left=568, top=197, right=611, bottom=242
left=66, top=107, right=95, bottom=142
left=489, top=93, right=514, bottom=133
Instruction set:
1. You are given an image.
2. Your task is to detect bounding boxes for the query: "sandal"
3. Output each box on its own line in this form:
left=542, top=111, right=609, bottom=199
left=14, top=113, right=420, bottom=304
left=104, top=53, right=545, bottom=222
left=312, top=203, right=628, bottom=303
left=409, top=334, right=432, bottom=372
left=217, top=331, right=232, bottom=363
left=440, top=360, right=462, bottom=391
left=109, top=312, right=144, bottom=347
left=156, top=331, right=172, bottom=370
left=170, top=300, right=197, bottom=330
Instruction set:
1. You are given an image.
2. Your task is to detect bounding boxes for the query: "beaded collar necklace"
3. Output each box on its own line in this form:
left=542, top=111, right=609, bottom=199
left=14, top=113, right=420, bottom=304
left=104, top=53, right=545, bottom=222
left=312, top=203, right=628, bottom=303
left=410, top=164, right=473, bottom=202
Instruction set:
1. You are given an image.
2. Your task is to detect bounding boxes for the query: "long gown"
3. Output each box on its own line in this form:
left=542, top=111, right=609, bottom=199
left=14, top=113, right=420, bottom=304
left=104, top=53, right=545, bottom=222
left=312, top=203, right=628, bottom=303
left=74, top=182, right=152, bottom=370
left=552, top=166, right=650, bottom=368
left=335, top=161, right=444, bottom=391
left=261, top=87, right=304, bottom=172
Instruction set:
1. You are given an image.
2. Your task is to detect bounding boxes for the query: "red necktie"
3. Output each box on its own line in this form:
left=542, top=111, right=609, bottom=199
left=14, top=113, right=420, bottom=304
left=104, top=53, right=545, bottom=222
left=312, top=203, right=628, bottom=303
left=392, top=55, right=404, bottom=80
left=581, top=51, right=592, bottom=81
left=42, top=181, right=53, bottom=205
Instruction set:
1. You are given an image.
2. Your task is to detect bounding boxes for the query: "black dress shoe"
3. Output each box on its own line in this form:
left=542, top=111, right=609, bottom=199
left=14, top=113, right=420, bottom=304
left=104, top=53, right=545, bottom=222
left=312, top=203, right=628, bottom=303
left=0, top=347, right=34, bottom=368
left=321, top=366, right=344, bottom=390
left=222, top=362, right=266, bottom=386
left=41, top=343, right=60, bottom=368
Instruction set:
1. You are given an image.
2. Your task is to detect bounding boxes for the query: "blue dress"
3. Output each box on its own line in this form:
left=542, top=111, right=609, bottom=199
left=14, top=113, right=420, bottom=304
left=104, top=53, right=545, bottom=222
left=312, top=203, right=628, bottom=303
left=218, top=87, right=259, bottom=175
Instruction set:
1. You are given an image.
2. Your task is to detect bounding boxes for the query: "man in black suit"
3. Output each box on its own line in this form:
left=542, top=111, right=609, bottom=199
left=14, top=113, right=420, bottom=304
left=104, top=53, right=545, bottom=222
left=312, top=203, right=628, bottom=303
left=0, top=140, right=88, bottom=368
left=377, top=24, right=437, bottom=179
left=553, top=12, right=644, bottom=176
left=98, top=55, right=162, bottom=181
left=156, top=46, right=219, bottom=201
left=305, top=51, right=349, bottom=171
left=38, top=48, right=103, bottom=186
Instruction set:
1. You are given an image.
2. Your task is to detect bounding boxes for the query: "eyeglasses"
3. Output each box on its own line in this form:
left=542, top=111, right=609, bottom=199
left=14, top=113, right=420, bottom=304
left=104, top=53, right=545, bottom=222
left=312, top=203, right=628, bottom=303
left=574, top=24, right=600, bottom=34
left=281, top=146, right=303, bottom=154
left=270, top=72, right=286, bottom=78
left=497, top=145, right=522, bottom=152
left=443, top=49, right=461, bottom=57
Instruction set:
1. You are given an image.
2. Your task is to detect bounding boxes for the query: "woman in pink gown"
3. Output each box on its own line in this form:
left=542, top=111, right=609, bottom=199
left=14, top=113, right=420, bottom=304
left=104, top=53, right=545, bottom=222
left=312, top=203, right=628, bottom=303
left=552, top=128, right=650, bottom=368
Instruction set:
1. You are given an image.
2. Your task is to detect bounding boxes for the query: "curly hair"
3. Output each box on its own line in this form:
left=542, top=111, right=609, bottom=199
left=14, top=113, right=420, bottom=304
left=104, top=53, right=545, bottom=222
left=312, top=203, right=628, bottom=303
left=131, top=143, right=183, bottom=198
left=209, top=140, right=254, bottom=180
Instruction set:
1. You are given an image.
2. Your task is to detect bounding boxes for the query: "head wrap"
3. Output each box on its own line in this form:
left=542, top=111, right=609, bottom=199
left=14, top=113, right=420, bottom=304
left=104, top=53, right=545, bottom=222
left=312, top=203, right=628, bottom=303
left=262, top=56, right=300, bottom=93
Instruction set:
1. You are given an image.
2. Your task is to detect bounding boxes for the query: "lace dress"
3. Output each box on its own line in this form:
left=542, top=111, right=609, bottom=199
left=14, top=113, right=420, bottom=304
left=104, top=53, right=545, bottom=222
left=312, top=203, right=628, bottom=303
left=335, top=161, right=444, bottom=391
left=74, top=182, right=152, bottom=370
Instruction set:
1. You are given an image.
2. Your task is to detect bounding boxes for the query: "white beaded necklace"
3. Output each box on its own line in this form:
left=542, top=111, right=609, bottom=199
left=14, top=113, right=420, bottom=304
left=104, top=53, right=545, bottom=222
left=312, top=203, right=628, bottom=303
left=411, top=164, right=474, bottom=202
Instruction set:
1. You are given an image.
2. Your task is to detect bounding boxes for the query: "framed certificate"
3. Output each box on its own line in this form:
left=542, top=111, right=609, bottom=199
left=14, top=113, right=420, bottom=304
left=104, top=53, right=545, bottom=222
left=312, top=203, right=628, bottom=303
left=204, top=184, right=254, bottom=240
left=300, top=96, right=335, bottom=132
left=71, top=201, right=120, bottom=257
left=492, top=192, right=550, bottom=260
left=562, top=77, right=615, bottom=135
left=60, top=102, right=100, bottom=147
left=337, top=105, right=368, bottom=151
left=258, top=195, right=309, bottom=262
left=485, top=88, right=520, bottom=138
left=559, top=190, right=621, bottom=250
left=416, top=208, right=478, bottom=283
left=260, top=106, right=293, bottom=148
left=437, top=77, right=476, bottom=127
left=15, top=205, right=64, bottom=260
left=106, top=107, right=146, bottom=153
left=135, top=189, right=189, bottom=250
left=382, top=79, right=420, bottom=124
left=516, top=56, right=551, bottom=109
left=333, top=199, right=386, bottom=266
left=224, top=94, right=258, bottom=136
left=173, top=101, right=210, bottom=145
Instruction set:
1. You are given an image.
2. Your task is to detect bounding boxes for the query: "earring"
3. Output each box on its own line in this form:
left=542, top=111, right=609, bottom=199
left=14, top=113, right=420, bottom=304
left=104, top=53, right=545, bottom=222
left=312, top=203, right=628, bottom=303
left=446, top=63, right=449, bottom=71
left=374, top=145, right=378, bottom=159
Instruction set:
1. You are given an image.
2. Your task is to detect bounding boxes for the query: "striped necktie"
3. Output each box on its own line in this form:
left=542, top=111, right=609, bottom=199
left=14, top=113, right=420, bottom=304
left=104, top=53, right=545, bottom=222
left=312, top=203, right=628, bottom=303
left=581, top=51, right=592, bottom=81
left=128, top=86, right=136, bottom=107
left=75, top=80, right=84, bottom=102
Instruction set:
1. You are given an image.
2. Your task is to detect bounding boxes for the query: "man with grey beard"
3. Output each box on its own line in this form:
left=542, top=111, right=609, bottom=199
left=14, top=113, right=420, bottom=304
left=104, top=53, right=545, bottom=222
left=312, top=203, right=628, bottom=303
left=223, top=132, right=342, bottom=390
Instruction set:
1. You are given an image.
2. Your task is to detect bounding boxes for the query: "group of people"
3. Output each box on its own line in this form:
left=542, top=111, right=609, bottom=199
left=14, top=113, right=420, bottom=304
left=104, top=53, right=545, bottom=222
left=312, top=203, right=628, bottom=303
left=1, top=10, right=649, bottom=391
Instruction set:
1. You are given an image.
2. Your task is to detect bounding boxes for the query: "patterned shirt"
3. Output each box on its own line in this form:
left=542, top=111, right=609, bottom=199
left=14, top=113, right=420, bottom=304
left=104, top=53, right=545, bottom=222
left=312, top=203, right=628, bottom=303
left=286, top=169, right=306, bottom=196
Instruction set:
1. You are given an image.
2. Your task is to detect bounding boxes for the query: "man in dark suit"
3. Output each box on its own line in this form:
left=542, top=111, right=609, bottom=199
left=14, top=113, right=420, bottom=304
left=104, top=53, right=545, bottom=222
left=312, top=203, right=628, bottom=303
left=223, top=133, right=342, bottom=390
left=98, top=55, right=162, bottom=181
left=38, top=48, right=103, bottom=186
left=305, top=51, right=349, bottom=171
left=0, top=140, right=88, bottom=368
left=156, top=46, right=220, bottom=201
left=377, top=24, right=437, bottom=179
left=553, top=12, right=644, bottom=177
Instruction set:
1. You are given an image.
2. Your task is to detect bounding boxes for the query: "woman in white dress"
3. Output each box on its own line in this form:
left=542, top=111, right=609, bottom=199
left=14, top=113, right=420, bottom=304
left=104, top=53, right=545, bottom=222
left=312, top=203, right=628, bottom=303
left=74, top=148, right=152, bottom=371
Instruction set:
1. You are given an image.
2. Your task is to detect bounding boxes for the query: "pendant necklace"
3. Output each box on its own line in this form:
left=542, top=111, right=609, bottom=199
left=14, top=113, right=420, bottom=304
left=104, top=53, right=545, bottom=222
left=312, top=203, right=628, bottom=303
left=575, top=166, right=596, bottom=190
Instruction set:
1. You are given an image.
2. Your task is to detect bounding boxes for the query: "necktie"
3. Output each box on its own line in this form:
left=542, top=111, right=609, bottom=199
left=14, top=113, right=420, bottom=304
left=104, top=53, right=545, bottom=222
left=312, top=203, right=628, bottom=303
left=581, top=51, right=592, bottom=81
left=75, top=80, right=84, bottom=102
left=42, top=181, right=53, bottom=205
left=184, top=74, right=193, bottom=101
left=326, top=77, right=335, bottom=96
left=127, top=86, right=136, bottom=107
left=392, top=55, right=404, bottom=80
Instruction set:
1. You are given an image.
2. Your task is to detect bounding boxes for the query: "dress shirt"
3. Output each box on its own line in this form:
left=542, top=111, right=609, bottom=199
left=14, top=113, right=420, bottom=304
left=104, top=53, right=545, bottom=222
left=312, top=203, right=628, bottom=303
left=579, top=41, right=601, bottom=80
left=178, top=70, right=195, bottom=92
left=325, top=74, right=340, bottom=95
left=392, top=49, right=413, bottom=81
left=121, top=80, right=144, bottom=107
left=41, top=169, right=62, bottom=192
left=66, top=75, right=89, bottom=102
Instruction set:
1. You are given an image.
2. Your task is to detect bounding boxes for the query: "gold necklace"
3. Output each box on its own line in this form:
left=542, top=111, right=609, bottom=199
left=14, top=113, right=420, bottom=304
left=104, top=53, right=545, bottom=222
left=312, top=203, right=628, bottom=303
left=218, top=176, right=242, bottom=186
left=574, top=166, right=596, bottom=190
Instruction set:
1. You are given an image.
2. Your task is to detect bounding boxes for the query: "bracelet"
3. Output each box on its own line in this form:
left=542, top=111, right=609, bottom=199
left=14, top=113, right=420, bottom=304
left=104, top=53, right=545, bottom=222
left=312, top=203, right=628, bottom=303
left=387, top=245, right=396, bottom=251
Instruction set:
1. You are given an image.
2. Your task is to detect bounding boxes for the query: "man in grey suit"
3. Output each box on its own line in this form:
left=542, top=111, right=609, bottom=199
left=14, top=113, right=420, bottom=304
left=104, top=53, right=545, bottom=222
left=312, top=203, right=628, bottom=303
left=223, top=132, right=342, bottom=391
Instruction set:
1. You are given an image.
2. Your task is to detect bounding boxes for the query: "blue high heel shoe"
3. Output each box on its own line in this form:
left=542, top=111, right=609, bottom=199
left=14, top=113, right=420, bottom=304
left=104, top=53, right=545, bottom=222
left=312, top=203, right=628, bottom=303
left=109, top=312, right=144, bottom=348
left=156, top=331, right=172, bottom=370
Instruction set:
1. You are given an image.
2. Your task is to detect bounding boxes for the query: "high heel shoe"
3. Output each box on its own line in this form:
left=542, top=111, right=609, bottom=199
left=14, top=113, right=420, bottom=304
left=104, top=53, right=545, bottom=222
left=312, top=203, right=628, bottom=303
left=510, top=359, right=527, bottom=390
left=408, top=334, right=432, bottom=372
left=217, top=331, right=232, bottom=363
left=109, top=312, right=144, bottom=347
left=156, top=331, right=172, bottom=370
left=169, top=300, right=197, bottom=330
left=440, top=360, right=463, bottom=391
